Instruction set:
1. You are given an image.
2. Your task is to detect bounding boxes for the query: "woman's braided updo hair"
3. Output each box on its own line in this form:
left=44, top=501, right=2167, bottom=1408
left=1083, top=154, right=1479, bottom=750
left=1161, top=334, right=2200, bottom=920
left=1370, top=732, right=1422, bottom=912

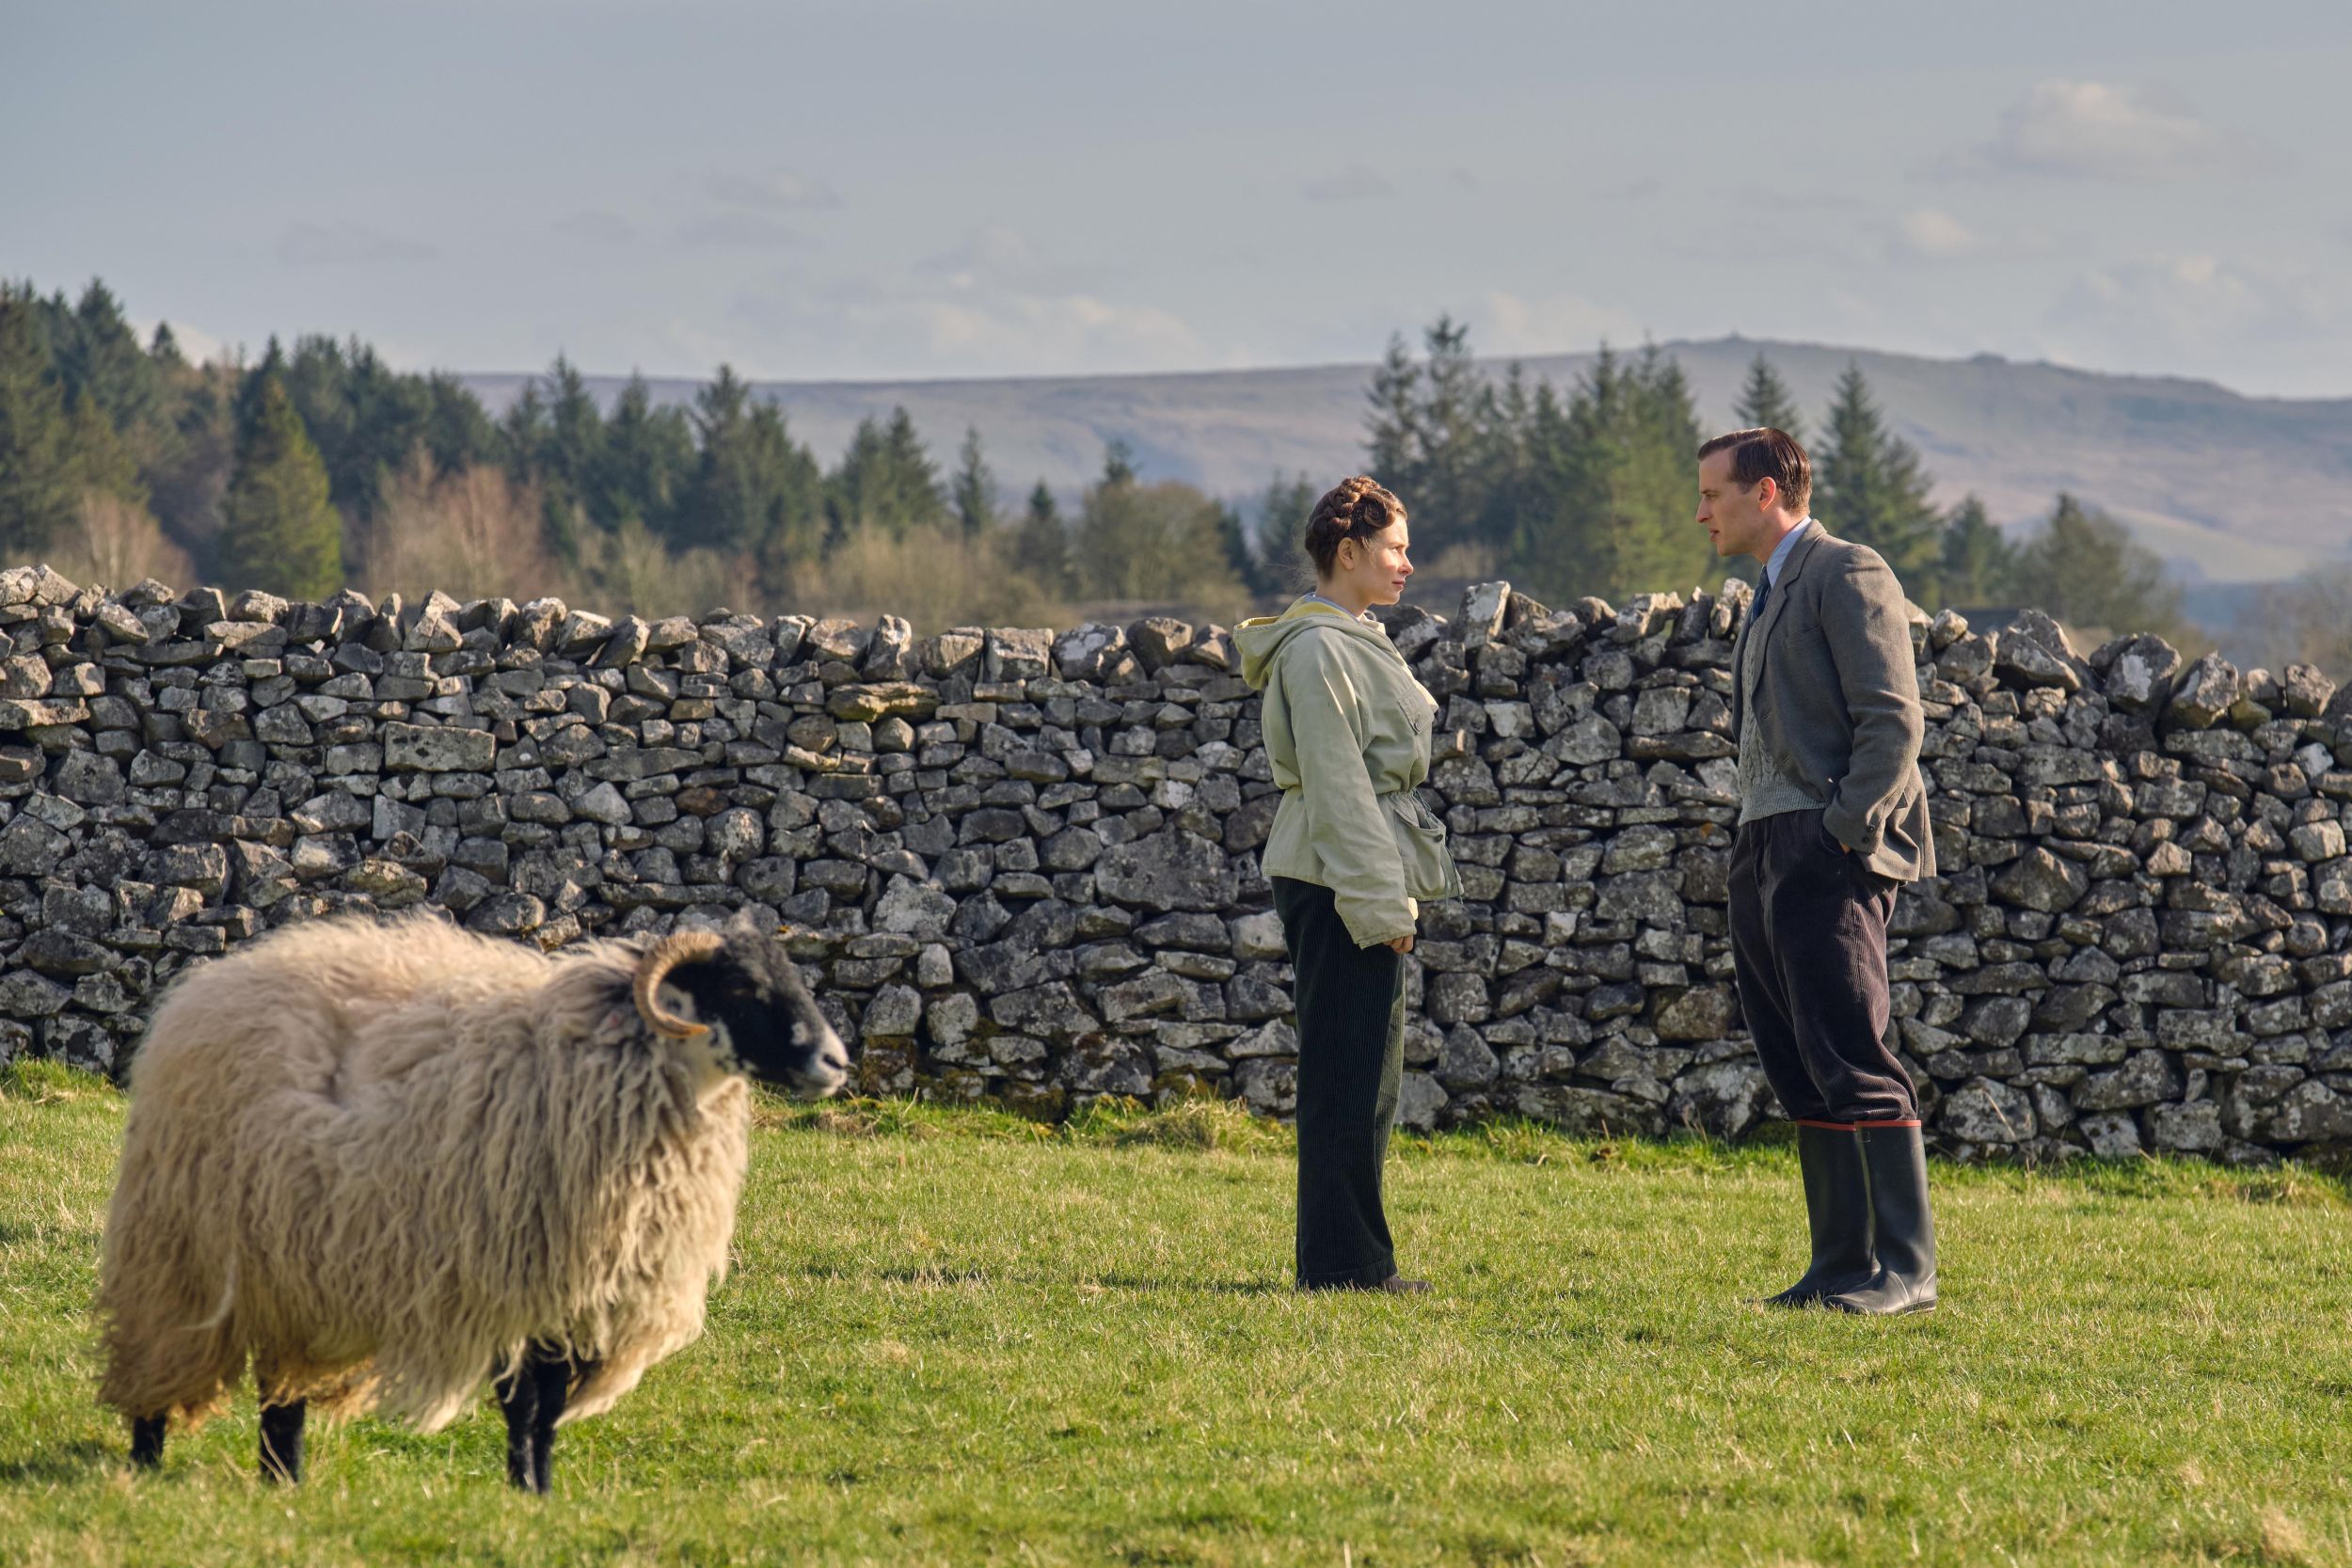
left=1302, top=476, right=1403, bottom=578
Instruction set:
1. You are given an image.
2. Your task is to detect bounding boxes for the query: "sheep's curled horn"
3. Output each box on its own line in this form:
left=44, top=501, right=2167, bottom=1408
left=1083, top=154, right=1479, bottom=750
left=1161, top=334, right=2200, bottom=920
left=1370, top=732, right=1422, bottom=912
left=632, top=929, right=728, bottom=1037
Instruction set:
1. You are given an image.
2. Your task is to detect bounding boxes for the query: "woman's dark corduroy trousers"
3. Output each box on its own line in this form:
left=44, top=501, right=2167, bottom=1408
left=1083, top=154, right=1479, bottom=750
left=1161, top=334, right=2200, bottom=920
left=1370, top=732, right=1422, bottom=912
left=1272, top=876, right=1406, bottom=1289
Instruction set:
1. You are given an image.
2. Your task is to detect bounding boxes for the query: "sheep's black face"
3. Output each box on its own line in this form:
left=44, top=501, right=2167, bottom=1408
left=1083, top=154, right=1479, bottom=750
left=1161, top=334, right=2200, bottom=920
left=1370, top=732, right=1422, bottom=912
left=663, top=925, right=849, bottom=1099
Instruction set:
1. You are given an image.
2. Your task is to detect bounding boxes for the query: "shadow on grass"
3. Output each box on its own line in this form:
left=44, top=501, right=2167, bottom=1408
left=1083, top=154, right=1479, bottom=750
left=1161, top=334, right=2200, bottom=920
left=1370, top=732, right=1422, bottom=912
left=0, top=1437, right=119, bottom=1484
left=759, top=1093, right=2352, bottom=1205
left=1088, top=1274, right=1290, bottom=1297
left=798, top=1262, right=1288, bottom=1296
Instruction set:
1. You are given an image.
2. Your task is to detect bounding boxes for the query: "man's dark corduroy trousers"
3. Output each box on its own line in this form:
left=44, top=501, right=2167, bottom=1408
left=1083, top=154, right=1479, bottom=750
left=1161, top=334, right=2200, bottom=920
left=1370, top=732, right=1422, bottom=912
left=1727, top=807, right=1917, bottom=1125
left=1272, top=876, right=1406, bottom=1288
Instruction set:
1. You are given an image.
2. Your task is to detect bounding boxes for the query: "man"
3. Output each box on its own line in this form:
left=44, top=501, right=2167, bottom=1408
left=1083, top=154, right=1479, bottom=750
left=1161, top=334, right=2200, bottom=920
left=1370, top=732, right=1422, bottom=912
left=1701, top=426, right=1937, bottom=1316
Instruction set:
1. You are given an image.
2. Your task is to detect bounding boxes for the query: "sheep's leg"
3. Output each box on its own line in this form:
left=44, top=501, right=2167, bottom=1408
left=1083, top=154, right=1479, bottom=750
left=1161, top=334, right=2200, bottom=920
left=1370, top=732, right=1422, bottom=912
left=130, top=1416, right=165, bottom=1470
left=259, top=1400, right=306, bottom=1484
left=495, top=1359, right=540, bottom=1491
left=527, top=1347, right=569, bottom=1496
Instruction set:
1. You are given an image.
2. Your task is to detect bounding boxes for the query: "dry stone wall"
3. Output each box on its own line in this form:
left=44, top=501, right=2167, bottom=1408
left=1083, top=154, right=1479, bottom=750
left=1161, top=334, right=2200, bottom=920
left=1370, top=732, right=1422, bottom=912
left=3, top=562, right=2350, bottom=1165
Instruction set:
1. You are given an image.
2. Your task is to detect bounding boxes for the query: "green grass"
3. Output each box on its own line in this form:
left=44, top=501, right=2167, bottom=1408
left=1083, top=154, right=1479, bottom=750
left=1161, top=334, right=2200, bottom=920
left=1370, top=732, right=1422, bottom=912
left=5, top=1058, right=2351, bottom=1567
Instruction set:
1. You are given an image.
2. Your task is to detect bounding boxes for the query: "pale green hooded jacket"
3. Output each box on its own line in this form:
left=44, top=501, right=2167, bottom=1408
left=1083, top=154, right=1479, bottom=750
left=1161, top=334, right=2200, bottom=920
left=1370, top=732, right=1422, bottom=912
left=1235, top=597, right=1463, bottom=948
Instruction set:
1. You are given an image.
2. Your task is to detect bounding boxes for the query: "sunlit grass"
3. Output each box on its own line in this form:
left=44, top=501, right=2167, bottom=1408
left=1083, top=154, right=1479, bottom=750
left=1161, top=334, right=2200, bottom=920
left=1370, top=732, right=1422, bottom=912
left=4, top=1059, right=2348, bottom=1566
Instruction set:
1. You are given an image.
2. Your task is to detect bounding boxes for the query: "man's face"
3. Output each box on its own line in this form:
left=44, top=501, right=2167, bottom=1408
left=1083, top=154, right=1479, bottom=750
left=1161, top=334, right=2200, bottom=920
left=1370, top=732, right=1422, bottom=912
left=1697, top=450, right=1772, bottom=562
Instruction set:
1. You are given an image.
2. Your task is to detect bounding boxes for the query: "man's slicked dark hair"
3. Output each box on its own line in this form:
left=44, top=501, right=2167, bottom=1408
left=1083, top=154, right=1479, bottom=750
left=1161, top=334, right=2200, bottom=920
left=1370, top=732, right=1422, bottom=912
left=1697, top=427, right=1811, bottom=515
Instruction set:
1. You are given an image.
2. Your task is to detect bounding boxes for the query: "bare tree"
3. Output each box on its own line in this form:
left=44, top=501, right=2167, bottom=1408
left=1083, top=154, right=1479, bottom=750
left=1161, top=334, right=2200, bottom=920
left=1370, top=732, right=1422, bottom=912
left=2252, top=568, right=2352, bottom=682
left=360, top=450, right=553, bottom=603
left=51, top=491, right=195, bottom=592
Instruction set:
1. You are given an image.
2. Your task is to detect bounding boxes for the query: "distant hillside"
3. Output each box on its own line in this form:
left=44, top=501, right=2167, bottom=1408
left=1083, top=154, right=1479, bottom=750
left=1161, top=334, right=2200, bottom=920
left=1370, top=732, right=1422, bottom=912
left=464, top=338, right=2352, bottom=586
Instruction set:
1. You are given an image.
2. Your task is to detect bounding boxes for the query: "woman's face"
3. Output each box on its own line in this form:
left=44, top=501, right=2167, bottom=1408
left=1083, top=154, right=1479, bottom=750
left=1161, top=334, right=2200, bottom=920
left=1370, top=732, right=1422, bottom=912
left=1328, top=514, right=1414, bottom=606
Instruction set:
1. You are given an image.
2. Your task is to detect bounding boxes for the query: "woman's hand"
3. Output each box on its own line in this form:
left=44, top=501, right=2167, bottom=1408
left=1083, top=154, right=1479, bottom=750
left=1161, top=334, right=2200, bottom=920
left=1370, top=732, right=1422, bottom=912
left=1387, top=933, right=1415, bottom=954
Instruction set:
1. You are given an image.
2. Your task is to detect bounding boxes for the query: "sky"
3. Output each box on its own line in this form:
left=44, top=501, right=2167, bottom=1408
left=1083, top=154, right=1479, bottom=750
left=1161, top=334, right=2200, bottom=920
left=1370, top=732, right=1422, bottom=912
left=7, top=0, right=2350, bottom=397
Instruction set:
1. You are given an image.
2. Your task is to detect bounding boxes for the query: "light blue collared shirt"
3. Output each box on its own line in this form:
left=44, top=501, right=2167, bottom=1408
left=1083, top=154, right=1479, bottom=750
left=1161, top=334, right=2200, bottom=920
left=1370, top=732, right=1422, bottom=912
left=1762, top=518, right=1813, bottom=588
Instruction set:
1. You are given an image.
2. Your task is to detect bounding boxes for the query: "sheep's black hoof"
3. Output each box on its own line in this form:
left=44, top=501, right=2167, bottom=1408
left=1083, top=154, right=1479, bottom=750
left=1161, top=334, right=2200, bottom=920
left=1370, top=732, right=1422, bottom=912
left=529, top=1352, right=567, bottom=1495
left=499, top=1344, right=569, bottom=1494
left=496, top=1368, right=536, bottom=1490
left=260, top=1401, right=306, bottom=1484
left=130, top=1416, right=165, bottom=1469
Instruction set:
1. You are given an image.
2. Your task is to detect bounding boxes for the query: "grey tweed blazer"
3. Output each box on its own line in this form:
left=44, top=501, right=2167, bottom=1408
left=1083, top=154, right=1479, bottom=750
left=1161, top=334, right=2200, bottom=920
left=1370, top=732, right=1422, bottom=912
left=1728, top=522, right=1936, bottom=882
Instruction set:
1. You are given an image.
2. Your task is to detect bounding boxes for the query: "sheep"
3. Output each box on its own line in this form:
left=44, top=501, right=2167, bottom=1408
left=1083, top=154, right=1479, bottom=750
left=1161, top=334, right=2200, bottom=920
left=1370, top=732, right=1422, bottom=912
left=94, top=908, right=850, bottom=1492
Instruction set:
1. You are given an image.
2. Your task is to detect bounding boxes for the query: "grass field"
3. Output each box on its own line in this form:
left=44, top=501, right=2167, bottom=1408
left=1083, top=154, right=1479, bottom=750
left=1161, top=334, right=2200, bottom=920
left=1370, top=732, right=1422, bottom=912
left=5, top=1058, right=2351, bottom=1567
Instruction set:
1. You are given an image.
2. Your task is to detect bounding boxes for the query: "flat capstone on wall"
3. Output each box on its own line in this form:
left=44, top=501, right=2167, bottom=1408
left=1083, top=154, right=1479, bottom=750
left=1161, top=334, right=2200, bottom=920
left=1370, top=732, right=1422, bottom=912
left=2, top=561, right=2349, bottom=1165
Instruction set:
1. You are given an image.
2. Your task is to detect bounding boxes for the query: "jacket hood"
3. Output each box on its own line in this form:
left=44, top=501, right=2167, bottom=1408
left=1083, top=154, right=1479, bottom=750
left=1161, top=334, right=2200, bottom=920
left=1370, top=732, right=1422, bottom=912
left=1234, top=597, right=1403, bottom=689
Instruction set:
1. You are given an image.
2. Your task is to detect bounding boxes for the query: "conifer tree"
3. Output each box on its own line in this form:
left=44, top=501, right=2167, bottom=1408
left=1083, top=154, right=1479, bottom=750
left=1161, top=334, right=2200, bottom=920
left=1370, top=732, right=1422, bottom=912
left=596, top=374, right=694, bottom=537
left=829, top=406, right=946, bottom=540
left=675, top=365, right=750, bottom=550
left=421, top=371, right=499, bottom=474
left=543, top=356, right=605, bottom=504
left=1506, top=346, right=1708, bottom=602
left=217, top=374, right=343, bottom=599
left=1014, top=480, right=1072, bottom=595
left=679, top=367, right=823, bottom=574
left=1254, top=472, right=1321, bottom=591
left=951, top=426, right=996, bottom=536
left=537, top=355, right=605, bottom=560
left=882, top=407, right=944, bottom=524
left=66, top=394, right=146, bottom=506
left=1412, top=315, right=1502, bottom=556
left=1215, top=501, right=1263, bottom=596
left=1733, top=352, right=1804, bottom=440
left=1364, top=332, right=1422, bottom=486
left=500, top=373, right=549, bottom=487
left=146, top=357, right=236, bottom=553
left=1812, top=362, right=1942, bottom=581
left=747, top=403, right=825, bottom=572
left=1931, top=495, right=2018, bottom=609
left=55, top=280, right=163, bottom=445
left=0, top=287, right=79, bottom=558
left=2013, top=493, right=2183, bottom=639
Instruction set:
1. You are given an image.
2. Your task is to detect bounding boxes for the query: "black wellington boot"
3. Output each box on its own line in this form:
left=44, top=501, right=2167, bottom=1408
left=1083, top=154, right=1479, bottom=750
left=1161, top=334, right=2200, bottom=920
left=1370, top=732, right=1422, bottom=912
left=1825, top=1124, right=1937, bottom=1316
left=1764, top=1123, right=1876, bottom=1307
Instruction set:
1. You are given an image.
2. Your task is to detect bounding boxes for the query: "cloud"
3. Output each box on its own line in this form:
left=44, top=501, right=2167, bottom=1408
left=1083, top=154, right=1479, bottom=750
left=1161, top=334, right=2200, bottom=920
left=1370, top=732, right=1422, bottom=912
left=725, top=272, right=1215, bottom=377
left=276, top=220, right=437, bottom=266
left=1449, top=167, right=1480, bottom=193
left=1879, top=207, right=2058, bottom=266
left=1889, top=208, right=1984, bottom=262
left=2044, top=254, right=2343, bottom=370
left=914, top=224, right=1099, bottom=294
left=1598, top=176, right=1661, bottom=202
left=1478, top=290, right=1644, bottom=355
left=706, top=167, right=841, bottom=213
left=1302, top=166, right=1392, bottom=202
left=553, top=210, right=635, bottom=245
left=676, top=210, right=808, bottom=250
left=1946, top=80, right=2278, bottom=182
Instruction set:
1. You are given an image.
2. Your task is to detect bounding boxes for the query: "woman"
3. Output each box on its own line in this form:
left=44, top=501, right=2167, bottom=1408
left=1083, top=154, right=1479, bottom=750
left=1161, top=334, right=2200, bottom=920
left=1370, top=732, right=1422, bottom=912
left=1234, top=476, right=1462, bottom=1293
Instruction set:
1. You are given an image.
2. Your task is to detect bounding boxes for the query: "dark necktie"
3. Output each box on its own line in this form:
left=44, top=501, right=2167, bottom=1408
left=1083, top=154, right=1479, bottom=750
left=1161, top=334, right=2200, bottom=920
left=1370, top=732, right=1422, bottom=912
left=1750, top=570, right=1771, bottom=632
